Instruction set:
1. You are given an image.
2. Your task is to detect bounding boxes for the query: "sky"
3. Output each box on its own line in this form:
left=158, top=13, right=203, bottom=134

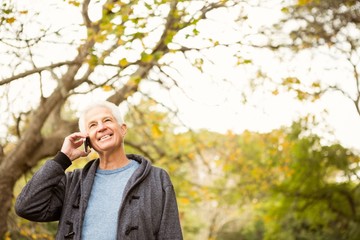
left=3, top=0, right=360, bottom=152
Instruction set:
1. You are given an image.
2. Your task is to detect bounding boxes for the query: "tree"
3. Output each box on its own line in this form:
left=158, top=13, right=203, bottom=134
left=262, top=119, right=360, bottom=240
left=255, top=0, right=360, bottom=123
left=251, top=2, right=360, bottom=237
left=0, top=0, right=245, bottom=237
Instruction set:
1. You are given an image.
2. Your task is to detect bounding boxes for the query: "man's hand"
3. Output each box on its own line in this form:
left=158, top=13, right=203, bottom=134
left=60, top=132, right=91, bottom=161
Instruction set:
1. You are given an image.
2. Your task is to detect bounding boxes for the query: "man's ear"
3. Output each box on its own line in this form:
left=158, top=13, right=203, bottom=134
left=120, top=123, right=127, bottom=136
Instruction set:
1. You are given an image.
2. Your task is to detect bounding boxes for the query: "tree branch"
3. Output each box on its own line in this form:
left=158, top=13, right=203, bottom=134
left=0, top=61, right=75, bottom=85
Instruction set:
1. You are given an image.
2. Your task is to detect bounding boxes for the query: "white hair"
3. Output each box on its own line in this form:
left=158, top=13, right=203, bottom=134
left=78, top=101, right=124, bottom=132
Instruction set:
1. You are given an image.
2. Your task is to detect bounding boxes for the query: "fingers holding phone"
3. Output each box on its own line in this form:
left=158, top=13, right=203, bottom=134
left=61, top=132, right=90, bottom=161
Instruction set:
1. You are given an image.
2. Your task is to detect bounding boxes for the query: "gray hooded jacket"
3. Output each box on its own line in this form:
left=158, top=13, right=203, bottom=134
left=15, top=152, right=183, bottom=240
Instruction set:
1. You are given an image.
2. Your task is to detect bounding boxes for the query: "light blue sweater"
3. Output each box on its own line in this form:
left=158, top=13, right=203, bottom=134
left=81, top=160, right=139, bottom=239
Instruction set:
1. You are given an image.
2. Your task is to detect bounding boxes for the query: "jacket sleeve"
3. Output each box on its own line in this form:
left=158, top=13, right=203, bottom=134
left=15, top=151, right=72, bottom=222
left=157, top=171, right=183, bottom=240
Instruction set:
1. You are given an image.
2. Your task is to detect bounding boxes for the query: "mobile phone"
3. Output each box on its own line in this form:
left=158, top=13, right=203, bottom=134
left=84, top=137, right=92, bottom=152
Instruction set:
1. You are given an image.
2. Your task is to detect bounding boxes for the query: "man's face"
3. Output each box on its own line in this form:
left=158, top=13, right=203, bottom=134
left=84, top=107, right=126, bottom=153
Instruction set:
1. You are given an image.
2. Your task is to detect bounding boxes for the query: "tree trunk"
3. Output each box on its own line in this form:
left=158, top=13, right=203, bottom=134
left=0, top=170, right=17, bottom=238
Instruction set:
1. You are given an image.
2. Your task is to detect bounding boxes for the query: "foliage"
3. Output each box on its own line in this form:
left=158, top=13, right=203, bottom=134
left=257, top=2, right=360, bottom=237
left=260, top=0, right=360, bottom=112
left=261, top=120, right=360, bottom=240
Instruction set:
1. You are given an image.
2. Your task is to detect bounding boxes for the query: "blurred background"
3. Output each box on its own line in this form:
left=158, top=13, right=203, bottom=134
left=1, top=0, right=360, bottom=239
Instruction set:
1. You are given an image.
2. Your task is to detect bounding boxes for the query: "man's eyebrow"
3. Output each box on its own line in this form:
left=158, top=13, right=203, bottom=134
left=87, top=120, right=97, bottom=126
left=87, top=115, right=113, bottom=124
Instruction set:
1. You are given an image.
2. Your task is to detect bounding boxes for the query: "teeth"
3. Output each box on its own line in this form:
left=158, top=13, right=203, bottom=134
left=100, top=135, right=111, bottom=141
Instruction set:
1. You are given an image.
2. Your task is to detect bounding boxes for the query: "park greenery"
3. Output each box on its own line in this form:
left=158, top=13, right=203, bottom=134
left=1, top=0, right=360, bottom=239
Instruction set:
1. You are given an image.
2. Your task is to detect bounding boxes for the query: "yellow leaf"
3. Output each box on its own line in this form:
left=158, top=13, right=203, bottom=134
left=119, top=58, right=128, bottom=67
left=282, top=77, right=300, bottom=85
left=298, top=0, right=312, bottom=6
left=6, top=17, right=15, bottom=24
left=140, top=53, right=154, bottom=63
left=311, top=82, right=320, bottom=88
left=4, top=232, right=11, bottom=240
left=129, top=75, right=142, bottom=84
left=94, top=34, right=107, bottom=43
left=68, top=0, right=80, bottom=7
left=179, top=197, right=190, bottom=205
left=102, top=85, right=113, bottom=92
left=281, top=7, right=289, bottom=14
left=272, top=89, right=279, bottom=95
left=151, top=125, right=162, bottom=138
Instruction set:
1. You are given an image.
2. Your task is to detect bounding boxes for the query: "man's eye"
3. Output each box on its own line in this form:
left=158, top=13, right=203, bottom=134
left=89, top=123, right=96, bottom=128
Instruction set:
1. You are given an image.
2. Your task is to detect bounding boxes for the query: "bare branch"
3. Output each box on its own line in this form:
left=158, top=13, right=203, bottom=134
left=82, top=0, right=92, bottom=28
left=0, top=61, right=76, bottom=85
left=124, top=140, right=156, bottom=162
left=107, top=63, right=153, bottom=104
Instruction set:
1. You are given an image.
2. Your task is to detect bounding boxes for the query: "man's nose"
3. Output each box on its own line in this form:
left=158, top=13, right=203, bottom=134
left=97, top=122, right=106, bottom=131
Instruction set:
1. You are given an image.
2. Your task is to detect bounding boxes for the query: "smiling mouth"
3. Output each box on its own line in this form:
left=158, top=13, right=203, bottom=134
left=98, top=134, right=113, bottom=141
